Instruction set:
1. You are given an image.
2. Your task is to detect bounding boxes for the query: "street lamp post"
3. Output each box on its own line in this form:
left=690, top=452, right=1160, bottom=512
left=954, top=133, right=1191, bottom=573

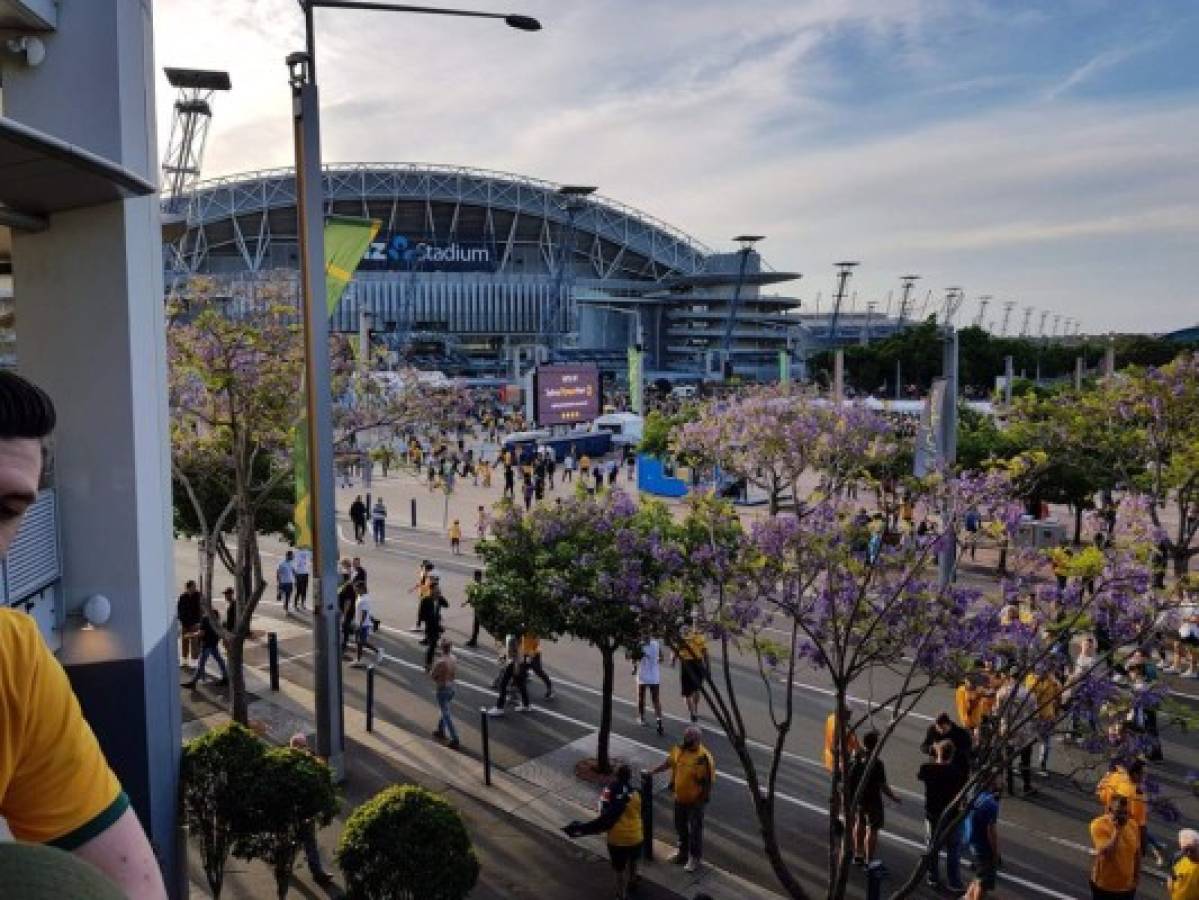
left=291, top=0, right=540, bottom=778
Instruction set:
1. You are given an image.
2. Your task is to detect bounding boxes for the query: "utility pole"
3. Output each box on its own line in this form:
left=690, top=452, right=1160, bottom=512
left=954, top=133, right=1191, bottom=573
left=895, top=274, right=920, bottom=328
left=827, top=261, right=859, bottom=341
left=999, top=300, right=1016, bottom=336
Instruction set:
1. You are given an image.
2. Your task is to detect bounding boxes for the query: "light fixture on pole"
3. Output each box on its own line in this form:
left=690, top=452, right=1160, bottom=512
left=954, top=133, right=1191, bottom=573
left=291, top=0, right=541, bottom=779
left=718, top=235, right=765, bottom=379
left=540, top=184, right=596, bottom=358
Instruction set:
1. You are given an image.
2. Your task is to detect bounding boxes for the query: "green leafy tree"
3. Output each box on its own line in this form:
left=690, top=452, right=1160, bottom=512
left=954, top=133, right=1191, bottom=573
left=336, top=785, right=479, bottom=900
left=235, top=747, right=338, bottom=899
left=472, top=491, right=682, bottom=773
left=169, top=280, right=304, bottom=724
left=180, top=724, right=266, bottom=898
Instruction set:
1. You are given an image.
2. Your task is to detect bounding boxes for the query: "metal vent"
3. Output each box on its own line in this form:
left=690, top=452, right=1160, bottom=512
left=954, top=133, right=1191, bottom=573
left=4, top=489, right=60, bottom=603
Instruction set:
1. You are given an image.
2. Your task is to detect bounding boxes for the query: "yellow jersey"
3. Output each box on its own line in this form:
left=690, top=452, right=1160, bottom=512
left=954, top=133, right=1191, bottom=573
left=822, top=712, right=860, bottom=773
left=678, top=632, right=706, bottom=662
left=520, top=634, right=541, bottom=657
left=606, top=785, right=643, bottom=848
left=0, top=610, right=127, bottom=847
left=1097, top=769, right=1148, bottom=827
left=668, top=744, right=715, bottom=805
left=1090, top=815, right=1140, bottom=893
left=1171, top=855, right=1199, bottom=900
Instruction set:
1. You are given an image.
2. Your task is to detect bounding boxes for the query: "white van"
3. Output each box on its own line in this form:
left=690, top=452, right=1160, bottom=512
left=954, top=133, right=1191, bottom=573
left=591, top=412, right=644, bottom=447
left=670, top=384, right=698, bottom=399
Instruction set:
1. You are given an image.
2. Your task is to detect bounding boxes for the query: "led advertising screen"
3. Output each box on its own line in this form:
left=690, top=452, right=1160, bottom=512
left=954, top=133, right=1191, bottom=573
left=536, top=364, right=600, bottom=426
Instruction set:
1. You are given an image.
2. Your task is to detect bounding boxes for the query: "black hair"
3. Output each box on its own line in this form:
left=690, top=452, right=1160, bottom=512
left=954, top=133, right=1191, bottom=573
left=0, top=371, right=56, bottom=440
left=862, top=730, right=880, bottom=751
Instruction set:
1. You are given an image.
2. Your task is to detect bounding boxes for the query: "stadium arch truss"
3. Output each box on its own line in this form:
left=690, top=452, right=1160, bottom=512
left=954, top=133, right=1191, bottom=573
left=170, top=163, right=801, bottom=378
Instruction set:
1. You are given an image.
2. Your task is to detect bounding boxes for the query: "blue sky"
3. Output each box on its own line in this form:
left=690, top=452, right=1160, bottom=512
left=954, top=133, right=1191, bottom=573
left=156, top=0, right=1199, bottom=333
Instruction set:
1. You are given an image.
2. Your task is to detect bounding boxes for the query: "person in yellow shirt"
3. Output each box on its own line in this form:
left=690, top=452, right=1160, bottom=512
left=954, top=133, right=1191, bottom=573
left=647, top=725, right=715, bottom=873
left=564, top=764, right=643, bottom=900
left=519, top=631, right=554, bottom=699
left=1090, top=795, right=1140, bottom=899
left=672, top=624, right=709, bottom=723
left=448, top=518, right=463, bottom=555
left=0, top=371, right=165, bottom=898
left=1169, top=829, right=1199, bottom=900
left=823, top=705, right=860, bottom=774
left=1025, top=670, right=1062, bottom=775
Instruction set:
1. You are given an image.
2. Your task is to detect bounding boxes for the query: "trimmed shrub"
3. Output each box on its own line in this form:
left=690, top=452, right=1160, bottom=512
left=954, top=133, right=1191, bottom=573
left=336, top=785, right=479, bottom=900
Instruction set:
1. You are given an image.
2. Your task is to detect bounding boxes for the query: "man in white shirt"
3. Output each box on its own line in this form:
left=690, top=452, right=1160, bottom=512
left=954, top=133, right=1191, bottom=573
left=636, top=638, right=664, bottom=735
left=292, top=547, right=312, bottom=611
left=277, top=550, right=296, bottom=613
left=351, top=581, right=380, bottom=666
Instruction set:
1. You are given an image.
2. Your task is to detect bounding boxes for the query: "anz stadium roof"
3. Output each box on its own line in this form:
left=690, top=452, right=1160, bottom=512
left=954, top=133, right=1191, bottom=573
left=178, top=162, right=714, bottom=281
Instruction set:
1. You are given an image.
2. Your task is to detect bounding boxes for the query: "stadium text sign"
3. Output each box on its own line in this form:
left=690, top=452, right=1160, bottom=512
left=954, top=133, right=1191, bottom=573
left=536, top=364, right=600, bottom=426
left=362, top=233, right=496, bottom=272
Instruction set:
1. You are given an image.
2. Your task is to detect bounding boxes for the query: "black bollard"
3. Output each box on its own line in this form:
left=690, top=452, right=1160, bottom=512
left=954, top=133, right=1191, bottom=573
left=365, top=665, right=375, bottom=733
left=267, top=632, right=279, bottom=692
left=640, top=772, right=654, bottom=861
left=481, top=708, right=492, bottom=786
left=865, top=862, right=886, bottom=900
left=410, top=497, right=417, bottom=528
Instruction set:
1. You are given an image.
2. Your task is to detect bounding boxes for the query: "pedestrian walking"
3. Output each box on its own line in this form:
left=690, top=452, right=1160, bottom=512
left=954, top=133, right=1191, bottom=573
left=429, top=639, right=460, bottom=750
left=449, top=518, right=463, bottom=555
left=522, top=476, right=534, bottom=511
left=183, top=610, right=228, bottom=689
left=370, top=498, right=387, bottom=546
left=845, top=730, right=902, bottom=869
left=1089, top=795, right=1140, bottom=900
left=503, top=464, right=515, bottom=499
left=351, top=556, right=368, bottom=589
left=351, top=581, right=380, bottom=667
left=410, top=560, right=435, bottom=631
left=563, top=451, right=576, bottom=483
left=349, top=494, right=367, bottom=543
left=646, top=725, right=715, bottom=873
left=962, top=777, right=1001, bottom=899
left=1168, top=829, right=1199, bottom=900
left=287, top=734, right=335, bottom=886
left=276, top=550, right=296, bottom=612
left=564, top=764, right=643, bottom=900
left=177, top=580, right=203, bottom=668
left=292, top=546, right=311, bottom=610
left=919, top=712, right=973, bottom=775
left=476, top=504, right=487, bottom=540
left=635, top=637, right=664, bottom=735
left=996, top=667, right=1037, bottom=797
left=420, top=577, right=449, bottom=670
left=519, top=631, right=554, bottom=699
left=672, top=623, right=708, bottom=723
left=486, top=633, right=530, bottom=716
left=465, top=569, right=485, bottom=648
left=917, top=739, right=966, bottom=890
left=338, top=577, right=357, bottom=658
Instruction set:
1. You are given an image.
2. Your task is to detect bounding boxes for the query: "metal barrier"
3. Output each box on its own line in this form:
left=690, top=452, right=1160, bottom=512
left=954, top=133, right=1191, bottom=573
left=481, top=708, right=492, bottom=786
left=267, top=632, right=279, bottom=692
left=365, top=665, right=376, bottom=733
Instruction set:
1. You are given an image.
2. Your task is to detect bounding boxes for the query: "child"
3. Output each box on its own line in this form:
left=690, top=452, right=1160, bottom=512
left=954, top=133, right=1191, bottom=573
left=449, top=518, right=463, bottom=555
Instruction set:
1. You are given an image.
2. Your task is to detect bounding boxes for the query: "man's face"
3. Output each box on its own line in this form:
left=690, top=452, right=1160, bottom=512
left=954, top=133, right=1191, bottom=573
left=0, top=438, right=42, bottom=557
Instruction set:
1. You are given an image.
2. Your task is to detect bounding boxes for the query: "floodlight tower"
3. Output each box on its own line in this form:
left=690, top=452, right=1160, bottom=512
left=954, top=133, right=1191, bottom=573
left=540, top=184, right=596, bottom=356
left=720, top=234, right=766, bottom=359
left=999, top=300, right=1016, bottom=336
left=1052, top=314, right=1061, bottom=339
left=1020, top=305, right=1034, bottom=337
left=1038, top=309, right=1050, bottom=338
left=973, top=295, right=992, bottom=329
left=941, top=287, right=964, bottom=326
left=826, top=261, right=859, bottom=341
left=161, top=68, right=231, bottom=215
left=895, top=274, right=920, bottom=327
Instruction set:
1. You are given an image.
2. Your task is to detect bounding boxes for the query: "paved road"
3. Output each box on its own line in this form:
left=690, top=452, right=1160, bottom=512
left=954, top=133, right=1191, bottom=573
left=173, top=491, right=1199, bottom=900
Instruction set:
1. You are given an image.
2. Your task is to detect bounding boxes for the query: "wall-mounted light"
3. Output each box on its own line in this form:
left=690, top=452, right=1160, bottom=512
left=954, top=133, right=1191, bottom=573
left=70, top=594, right=112, bottom=630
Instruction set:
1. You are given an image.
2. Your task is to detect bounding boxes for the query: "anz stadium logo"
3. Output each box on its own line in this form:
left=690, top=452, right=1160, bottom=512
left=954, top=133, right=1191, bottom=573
left=363, top=233, right=495, bottom=272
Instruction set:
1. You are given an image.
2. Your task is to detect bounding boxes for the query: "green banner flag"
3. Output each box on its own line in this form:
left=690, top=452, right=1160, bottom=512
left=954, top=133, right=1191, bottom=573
left=294, top=216, right=381, bottom=548
left=779, top=349, right=791, bottom=385
left=628, top=345, right=644, bottom=415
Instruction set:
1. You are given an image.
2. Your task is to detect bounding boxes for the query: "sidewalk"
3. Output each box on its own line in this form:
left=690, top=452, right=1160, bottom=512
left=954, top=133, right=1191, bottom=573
left=182, top=664, right=785, bottom=900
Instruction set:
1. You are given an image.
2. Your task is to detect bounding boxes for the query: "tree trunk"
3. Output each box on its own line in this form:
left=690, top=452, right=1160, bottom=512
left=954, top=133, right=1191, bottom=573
left=597, top=645, right=615, bottom=774
left=227, top=637, right=248, bottom=725
left=1073, top=505, right=1084, bottom=546
left=1176, top=548, right=1192, bottom=577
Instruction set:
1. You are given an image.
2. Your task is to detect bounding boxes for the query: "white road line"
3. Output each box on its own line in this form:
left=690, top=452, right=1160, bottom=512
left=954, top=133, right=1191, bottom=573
left=366, top=646, right=1077, bottom=900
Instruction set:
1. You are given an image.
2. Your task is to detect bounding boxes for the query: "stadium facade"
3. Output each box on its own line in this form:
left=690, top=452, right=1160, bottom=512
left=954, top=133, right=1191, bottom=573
left=168, top=163, right=802, bottom=379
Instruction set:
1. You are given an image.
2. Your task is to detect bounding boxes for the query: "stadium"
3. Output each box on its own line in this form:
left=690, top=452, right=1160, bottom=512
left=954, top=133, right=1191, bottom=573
left=168, top=163, right=803, bottom=380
